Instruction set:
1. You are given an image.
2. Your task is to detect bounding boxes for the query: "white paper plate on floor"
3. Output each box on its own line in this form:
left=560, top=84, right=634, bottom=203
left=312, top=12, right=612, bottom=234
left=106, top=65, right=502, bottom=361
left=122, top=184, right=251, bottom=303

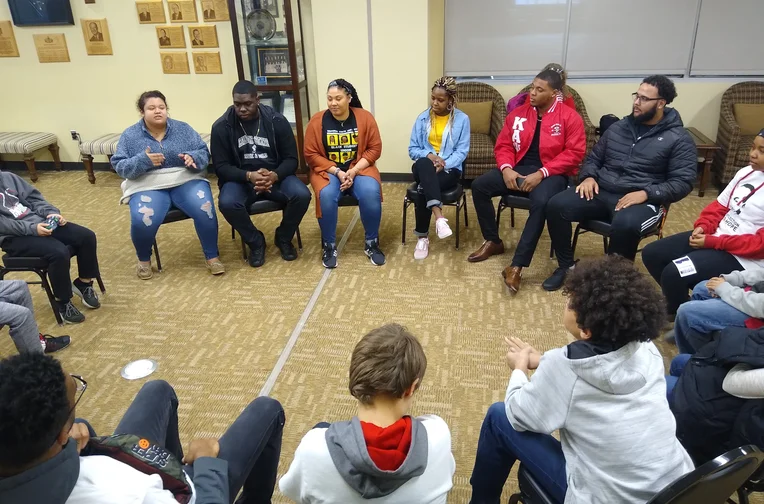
left=121, top=359, right=158, bottom=380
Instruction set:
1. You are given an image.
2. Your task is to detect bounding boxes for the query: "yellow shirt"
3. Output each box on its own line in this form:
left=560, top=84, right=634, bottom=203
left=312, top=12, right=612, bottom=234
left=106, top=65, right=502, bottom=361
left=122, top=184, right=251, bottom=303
left=428, top=114, right=449, bottom=154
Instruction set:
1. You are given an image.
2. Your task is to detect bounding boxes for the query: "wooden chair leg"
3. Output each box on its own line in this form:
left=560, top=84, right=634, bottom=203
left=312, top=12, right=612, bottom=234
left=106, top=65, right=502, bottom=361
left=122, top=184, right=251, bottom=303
left=24, top=155, right=38, bottom=182
left=153, top=240, right=162, bottom=272
left=48, top=143, right=62, bottom=170
left=82, top=154, right=96, bottom=184
left=39, top=270, right=63, bottom=326
left=401, top=197, right=408, bottom=244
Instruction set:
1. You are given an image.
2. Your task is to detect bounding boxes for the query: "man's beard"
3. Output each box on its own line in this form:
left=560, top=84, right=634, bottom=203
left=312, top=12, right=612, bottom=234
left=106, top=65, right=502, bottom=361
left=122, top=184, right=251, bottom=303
left=632, top=106, right=657, bottom=124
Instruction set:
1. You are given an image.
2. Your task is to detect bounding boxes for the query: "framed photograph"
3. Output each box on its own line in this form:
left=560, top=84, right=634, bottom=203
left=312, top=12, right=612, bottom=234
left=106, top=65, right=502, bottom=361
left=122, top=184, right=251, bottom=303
left=136, top=1, right=166, bottom=24
left=156, top=26, right=185, bottom=48
left=192, top=52, right=222, bottom=74
left=167, top=0, right=197, bottom=23
left=257, top=0, right=279, bottom=18
left=187, top=25, right=218, bottom=48
left=201, top=0, right=229, bottom=22
left=256, top=46, right=289, bottom=77
left=0, top=21, right=21, bottom=57
left=280, top=94, right=295, bottom=125
left=9, top=0, right=74, bottom=26
left=82, top=19, right=112, bottom=55
left=160, top=51, right=189, bottom=74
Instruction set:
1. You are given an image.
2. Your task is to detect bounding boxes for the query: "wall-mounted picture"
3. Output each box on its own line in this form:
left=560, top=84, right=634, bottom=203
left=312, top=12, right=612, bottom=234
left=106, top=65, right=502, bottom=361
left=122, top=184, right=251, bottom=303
left=82, top=18, right=112, bottom=55
left=8, top=0, right=74, bottom=26
left=156, top=26, right=185, bottom=48
left=188, top=25, right=218, bottom=48
left=33, top=33, right=70, bottom=63
left=257, top=47, right=290, bottom=77
left=136, top=1, right=166, bottom=24
left=168, top=0, right=197, bottom=23
left=160, top=51, right=189, bottom=74
left=193, top=51, right=222, bottom=74
left=257, top=0, right=279, bottom=18
left=0, top=21, right=21, bottom=57
left=201, top=0, right=229, bottom=21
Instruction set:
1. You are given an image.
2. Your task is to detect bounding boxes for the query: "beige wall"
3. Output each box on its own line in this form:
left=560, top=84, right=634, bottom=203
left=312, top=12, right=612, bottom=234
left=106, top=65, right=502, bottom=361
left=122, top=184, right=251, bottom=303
left=0, top=1, right=239, bottom=163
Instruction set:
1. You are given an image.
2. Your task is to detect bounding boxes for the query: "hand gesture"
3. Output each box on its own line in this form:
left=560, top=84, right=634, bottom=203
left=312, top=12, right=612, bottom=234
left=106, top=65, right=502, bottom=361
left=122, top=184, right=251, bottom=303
left=575, top=177, right=599, bottom=201
left=179, top=153, right=197, bottom=170
left=46, top=213, right=67, bottom=226
left=502, top=169, right=521, bottom=191
left=706, top=277, right=725, bottom=293
left=615, top=190, right=648, bottom=211
left=691, top=226, right=705, bottom=238
left=68, top=422, right=91, bottom=454
left=257, top=169, right=276, bottom=192
left=427, top=153, right=446, bottom=172
left=505, top=336, right=542, bottom=369
left=521, top=171, right=543, bottom=193
left=36, top=222, right=53, bottom=237
left=145, top=147, right=165, bottom=167
left=341, top=169, right=357, bottom=191
left=689, top=234, right=706, bottom=249
left=183, top=438, right=220, bottom=464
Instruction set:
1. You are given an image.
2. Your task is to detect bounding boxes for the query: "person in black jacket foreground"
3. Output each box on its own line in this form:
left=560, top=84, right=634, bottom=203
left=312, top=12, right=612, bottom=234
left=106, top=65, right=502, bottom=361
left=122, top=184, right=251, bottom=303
left=211, top=80, right=311, bottom=268
left=0, top=353, right=285, bottom=504
left=542, top=75, right=697, bottom=291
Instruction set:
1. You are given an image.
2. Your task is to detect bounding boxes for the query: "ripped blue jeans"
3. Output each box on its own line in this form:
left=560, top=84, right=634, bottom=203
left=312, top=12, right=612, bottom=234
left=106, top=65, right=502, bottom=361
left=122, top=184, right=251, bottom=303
left=128, top=179, right=220, bottom=261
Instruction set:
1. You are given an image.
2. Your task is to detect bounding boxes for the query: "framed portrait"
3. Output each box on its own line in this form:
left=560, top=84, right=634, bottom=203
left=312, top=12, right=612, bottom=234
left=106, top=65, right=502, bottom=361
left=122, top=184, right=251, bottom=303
left=256, top=46, right=289, bottom=77
left=156, top=26, right=185, bottom=48
left=201, top=0, right=229, bottom=22
left=82, top=18, right=112, bottom=55
left=136, top=1, right=166, bottom=24
left=192, top=52, right=222, bottom=74
left=257, top=0, right=279, bottom=18
left=167, top=0, right=198, bottom=23
left=187, top=25, right=218, bottom=49
left=9, top=0, right=74, bottom=27
left=160, top=51, right=189, bottom=74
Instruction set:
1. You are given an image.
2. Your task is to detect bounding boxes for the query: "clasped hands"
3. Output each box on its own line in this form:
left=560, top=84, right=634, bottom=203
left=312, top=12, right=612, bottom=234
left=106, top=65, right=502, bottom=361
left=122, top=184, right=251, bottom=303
left=427, top=153, right=446, bottom=172
left=247, top=168, right=278, bottom=193
left=336, top=167, right=360, bottom=191
left=504, top=336, right=542, bottom=372
left=502, top=169, right=542, bottom=193
left=689, top=225, right=707, bottom=249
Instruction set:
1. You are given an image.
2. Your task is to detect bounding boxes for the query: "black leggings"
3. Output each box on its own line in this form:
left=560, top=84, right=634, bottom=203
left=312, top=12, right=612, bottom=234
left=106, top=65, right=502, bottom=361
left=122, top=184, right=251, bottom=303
left=641, top=230, right=743, bottom=315
left=411, top=158, right=461, bottom=235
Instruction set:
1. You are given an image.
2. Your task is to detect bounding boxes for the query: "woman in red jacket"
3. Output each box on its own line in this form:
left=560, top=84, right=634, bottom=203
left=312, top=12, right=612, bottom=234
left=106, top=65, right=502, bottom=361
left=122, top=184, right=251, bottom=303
left=467, top=69, right=586, bottom=294
left=643, top=130, right=764, bottom=316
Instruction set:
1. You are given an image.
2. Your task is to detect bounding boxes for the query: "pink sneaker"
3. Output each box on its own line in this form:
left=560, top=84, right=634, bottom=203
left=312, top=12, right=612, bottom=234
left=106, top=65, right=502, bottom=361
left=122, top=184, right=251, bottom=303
left=414, top=237, right=429, bottom=259
left=435, top=217, right=453, bottom=239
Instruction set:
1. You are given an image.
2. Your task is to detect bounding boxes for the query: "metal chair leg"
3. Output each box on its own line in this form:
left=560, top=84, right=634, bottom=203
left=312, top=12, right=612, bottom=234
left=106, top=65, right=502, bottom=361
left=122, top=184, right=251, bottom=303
left=401, top=197, right=409, bottom=244
left=550, top=243, right=555, bottom=259
left=153, top=240, right=162, bottom=272
left=496, top=200, right=503, bottom=228
left=240, top=234, right=247, bottom=260
left=508, top=493, right=524, bottom=504
left=95, top=274, right=106, bottom=293
left=296, top=227, right=303, bottom=251
left=231, top=226, right=236, bottom=240
left=39, top=269, right=63, bottom=326
left=455, top=200, right=461, bottom=250
left=571, top=224, right=582, bottom=256
left=511, top=207, right=516, bottom=227
left=463, top=192, right=469, bottom=227
left=602, top=236, right=609, bottom=254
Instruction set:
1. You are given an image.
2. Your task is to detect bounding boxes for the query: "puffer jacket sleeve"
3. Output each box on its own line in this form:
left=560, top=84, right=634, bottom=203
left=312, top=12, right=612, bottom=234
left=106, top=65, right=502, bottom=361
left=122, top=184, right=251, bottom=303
left=644, top=131, right=697, bottom=205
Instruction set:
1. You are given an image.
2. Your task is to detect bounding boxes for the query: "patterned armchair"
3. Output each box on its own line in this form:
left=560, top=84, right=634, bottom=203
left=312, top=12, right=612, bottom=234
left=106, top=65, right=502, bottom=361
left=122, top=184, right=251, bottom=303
left=520, top=84, right=596, bottom=156
left=712, top=82, right=764, bottom=185
left=455, top=82, right=507, bottom=180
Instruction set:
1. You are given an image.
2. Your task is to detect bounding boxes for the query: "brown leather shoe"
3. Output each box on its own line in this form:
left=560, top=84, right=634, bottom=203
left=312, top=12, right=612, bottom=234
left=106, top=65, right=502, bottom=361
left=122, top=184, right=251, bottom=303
left=468, top=240, right=505, bottom=262
left=502, top=266, right=522, bottom=294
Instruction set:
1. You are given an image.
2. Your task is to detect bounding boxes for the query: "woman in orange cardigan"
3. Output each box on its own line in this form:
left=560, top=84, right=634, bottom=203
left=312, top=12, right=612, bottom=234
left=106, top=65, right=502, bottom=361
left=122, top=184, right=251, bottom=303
left=305, top=79, right=384, bottom=269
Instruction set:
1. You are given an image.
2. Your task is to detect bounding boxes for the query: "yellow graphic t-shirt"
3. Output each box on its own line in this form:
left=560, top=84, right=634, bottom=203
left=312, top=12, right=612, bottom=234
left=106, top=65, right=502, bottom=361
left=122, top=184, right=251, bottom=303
left=428, top=114, right=449, bottom=154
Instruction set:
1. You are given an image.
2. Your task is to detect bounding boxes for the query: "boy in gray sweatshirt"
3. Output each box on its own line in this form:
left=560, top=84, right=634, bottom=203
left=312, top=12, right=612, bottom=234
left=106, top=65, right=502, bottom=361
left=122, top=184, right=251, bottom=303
left=670, top=269, right=764, bottom=354
left=469, top=256, right=693, bottom=504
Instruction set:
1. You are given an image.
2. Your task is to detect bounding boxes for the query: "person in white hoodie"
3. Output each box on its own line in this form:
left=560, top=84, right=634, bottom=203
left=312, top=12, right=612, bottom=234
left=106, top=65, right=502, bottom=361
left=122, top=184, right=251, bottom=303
left=279, top=323, right=455, bottom=503
left=469, top=255, right=694, bottom=504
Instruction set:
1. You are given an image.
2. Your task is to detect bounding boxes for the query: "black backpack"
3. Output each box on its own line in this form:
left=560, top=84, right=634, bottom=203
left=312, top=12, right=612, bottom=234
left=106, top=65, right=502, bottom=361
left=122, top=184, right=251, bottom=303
left=597, top=114, right=619, bottom=137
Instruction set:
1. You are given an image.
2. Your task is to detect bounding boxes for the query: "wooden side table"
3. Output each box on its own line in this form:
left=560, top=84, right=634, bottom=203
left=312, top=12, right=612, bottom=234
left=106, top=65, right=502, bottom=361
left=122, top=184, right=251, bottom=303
left=686, top=127, right=720, bottom=197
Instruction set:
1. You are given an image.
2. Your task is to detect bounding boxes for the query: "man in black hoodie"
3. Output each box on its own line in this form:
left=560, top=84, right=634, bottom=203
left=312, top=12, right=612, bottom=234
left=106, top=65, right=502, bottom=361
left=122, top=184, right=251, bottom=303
left=542, top=75, right=697, bottom=291
left=211, top=80, right=311, bottom=267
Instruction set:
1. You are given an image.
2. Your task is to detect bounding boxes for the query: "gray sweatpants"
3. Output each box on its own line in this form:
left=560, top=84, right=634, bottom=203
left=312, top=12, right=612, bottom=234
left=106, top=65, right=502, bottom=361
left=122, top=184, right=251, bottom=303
left=0, top=280, right=41, bottom=353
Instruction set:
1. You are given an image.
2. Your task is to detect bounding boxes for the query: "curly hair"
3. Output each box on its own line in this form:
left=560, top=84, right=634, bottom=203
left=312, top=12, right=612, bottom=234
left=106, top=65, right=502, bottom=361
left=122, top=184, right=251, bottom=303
left=563, top=256, right=667, bottom=344
left=136, top=90, right=167, bottom=112
left=0, top=353, right=71, bottom=467
left=642, top=75, right=677, bottom=104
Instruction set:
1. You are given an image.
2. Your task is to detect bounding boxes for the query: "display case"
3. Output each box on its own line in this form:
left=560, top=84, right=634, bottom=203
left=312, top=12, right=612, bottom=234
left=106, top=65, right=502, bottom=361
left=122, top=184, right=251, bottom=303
left=227, top=0, right=310, bottom=173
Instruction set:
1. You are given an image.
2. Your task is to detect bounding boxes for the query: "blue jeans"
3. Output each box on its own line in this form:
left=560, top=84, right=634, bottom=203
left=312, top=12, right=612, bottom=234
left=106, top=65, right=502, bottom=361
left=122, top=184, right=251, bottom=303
left=129, top=179, right=219, bottom=261
left=470, top=402, right=567, bottom=504
left=318, top=173, right=381, bottom=244
left=674, top=280, right=750, bottom=354
left=665, top=353, right=691, bottom=406
left=78, top=381, right=285, bottom=504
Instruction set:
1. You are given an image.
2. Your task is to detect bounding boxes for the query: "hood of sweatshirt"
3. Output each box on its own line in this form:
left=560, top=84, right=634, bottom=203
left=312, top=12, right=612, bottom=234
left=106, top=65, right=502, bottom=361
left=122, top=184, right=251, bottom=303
left=325, top=416, right=428, bottom=499
left=565, top=340, right=650, bottom=395
left=0, top=440, right=80, bottom=504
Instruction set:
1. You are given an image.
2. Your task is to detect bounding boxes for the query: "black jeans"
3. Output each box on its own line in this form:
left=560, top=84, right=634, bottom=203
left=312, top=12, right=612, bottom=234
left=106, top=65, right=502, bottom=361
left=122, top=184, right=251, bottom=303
left=546, top=187, right=664, bottom=267
left=471, top=166, right=568, bottom=267
left=80, top=380, right=285, bottom=504
left=412, top=158, right=461, bottom=236
left=2, top=222, right=99, bottom=303
left=642, top=230, right=744, bottom=315
left=218, top=176, right=311, bottom=247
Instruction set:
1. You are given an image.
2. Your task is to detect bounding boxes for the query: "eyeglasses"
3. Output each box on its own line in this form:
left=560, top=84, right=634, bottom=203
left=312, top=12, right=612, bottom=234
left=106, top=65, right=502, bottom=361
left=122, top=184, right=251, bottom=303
left=632, top=92, right=663, bottom=104
left=69, top=374, right=87, bottom=414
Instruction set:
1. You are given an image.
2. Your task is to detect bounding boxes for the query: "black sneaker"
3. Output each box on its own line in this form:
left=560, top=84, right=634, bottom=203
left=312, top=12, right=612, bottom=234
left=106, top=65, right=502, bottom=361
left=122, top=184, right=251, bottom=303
left=364, top=239, right=386, bottom=266
left=72, top=280, right=100, bottom=309
left=276, top=239, right=298, bottom=261
left=322, top=243, right=338, bottom=269
left=41, top=334, right=70, bottom=353
left=59, top=301, right=85, bottom=324
left=542, top=265, right=573, bottom=292
left=247, top=233, right=266, bottom=268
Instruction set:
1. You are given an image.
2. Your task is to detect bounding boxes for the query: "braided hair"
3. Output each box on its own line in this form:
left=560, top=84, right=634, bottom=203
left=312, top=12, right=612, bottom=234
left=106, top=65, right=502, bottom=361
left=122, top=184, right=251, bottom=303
left=430, top=76, right=458, bottom=131
left=541, top=62, right=569, bottom=98
left=328, top=79, right=363, bottom=109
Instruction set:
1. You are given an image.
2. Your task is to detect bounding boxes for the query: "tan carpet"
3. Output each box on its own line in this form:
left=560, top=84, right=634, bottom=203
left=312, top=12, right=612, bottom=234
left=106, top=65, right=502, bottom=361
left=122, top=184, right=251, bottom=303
left=0, top=171, right=739, bottom=503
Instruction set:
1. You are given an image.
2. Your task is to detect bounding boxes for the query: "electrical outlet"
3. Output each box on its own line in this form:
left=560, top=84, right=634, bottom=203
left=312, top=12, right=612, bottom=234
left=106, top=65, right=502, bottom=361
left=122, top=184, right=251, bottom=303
left=70, top=130, right=79, bottom=141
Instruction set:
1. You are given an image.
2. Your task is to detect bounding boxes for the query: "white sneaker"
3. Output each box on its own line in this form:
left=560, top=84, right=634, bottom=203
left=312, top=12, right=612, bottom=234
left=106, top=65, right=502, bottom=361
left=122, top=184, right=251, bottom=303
left=414, top=237, right=429, bottom=260
left=435, top=218, right=453, bottom=239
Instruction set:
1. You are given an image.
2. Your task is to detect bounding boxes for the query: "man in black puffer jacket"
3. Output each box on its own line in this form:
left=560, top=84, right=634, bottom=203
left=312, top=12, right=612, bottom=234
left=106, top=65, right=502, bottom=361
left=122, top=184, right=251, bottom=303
left=542, top=75, right=697, bottom=291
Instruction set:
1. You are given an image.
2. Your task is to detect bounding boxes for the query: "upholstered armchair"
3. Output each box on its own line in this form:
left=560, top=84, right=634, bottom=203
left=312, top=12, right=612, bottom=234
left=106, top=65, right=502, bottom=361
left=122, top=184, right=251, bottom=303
left=455, top=82, right=507, bottom=180
left=712, top=81, right=764, bottom=185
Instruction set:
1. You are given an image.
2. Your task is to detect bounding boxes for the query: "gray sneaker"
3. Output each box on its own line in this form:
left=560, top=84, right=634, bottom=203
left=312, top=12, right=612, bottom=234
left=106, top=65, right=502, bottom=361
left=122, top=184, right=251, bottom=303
left=73, top=281, right=100, bottom=309
left=59, top=301, right=85, bottom=324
